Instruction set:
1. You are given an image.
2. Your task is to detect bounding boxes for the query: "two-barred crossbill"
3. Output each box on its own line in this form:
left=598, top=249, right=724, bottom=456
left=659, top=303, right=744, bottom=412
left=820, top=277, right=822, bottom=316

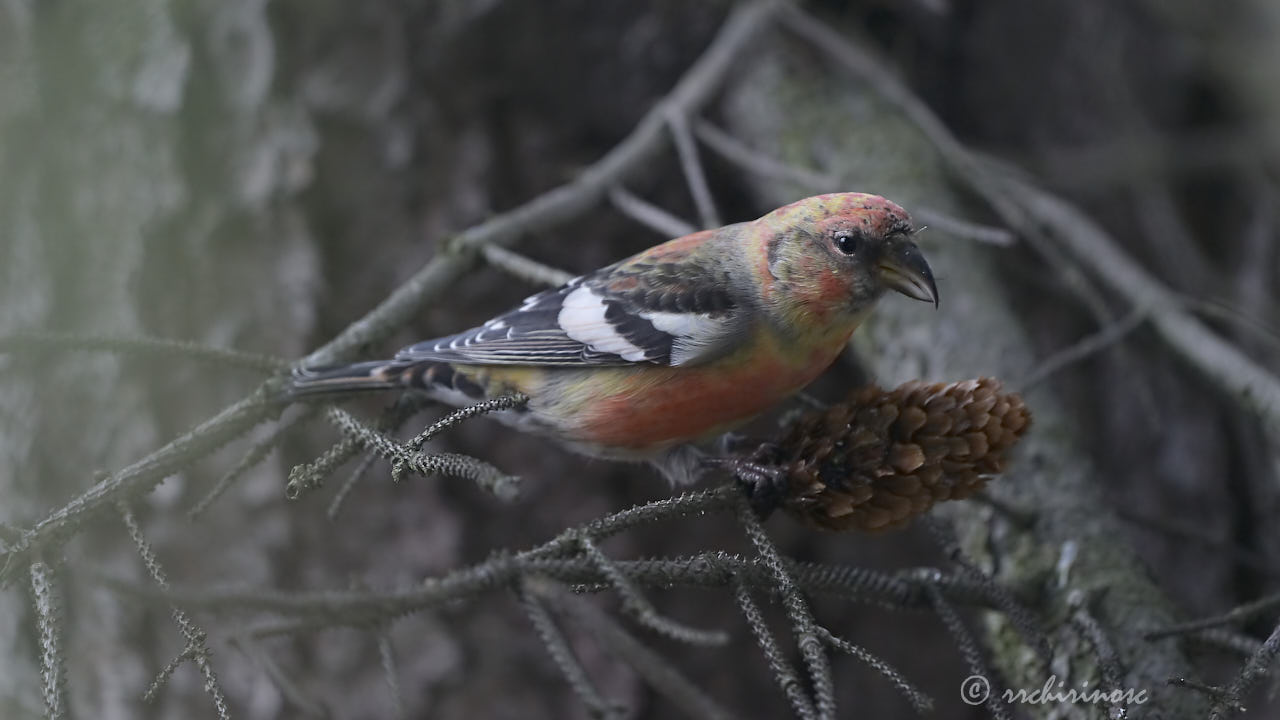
left=288, top=193, right=938, bottom=484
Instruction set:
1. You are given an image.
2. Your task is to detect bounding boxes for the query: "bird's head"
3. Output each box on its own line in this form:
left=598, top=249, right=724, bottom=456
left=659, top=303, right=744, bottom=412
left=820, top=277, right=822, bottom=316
left=759, top=192, right=938, bottom=326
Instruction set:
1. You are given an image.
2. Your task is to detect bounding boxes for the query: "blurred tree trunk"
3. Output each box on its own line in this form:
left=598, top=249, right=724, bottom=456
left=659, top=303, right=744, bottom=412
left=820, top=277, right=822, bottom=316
left=1, top=1, right=321, bottom=717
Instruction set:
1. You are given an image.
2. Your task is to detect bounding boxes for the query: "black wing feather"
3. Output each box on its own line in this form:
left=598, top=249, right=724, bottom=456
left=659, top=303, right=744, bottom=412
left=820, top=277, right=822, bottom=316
left=395, top=257, right=741, bottom=367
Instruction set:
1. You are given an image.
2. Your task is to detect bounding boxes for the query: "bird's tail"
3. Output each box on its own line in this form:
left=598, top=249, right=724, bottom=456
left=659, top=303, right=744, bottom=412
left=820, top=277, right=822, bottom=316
left=282, top=359, right=488, bottom=404
left=283, top=359, right=419, bottom=400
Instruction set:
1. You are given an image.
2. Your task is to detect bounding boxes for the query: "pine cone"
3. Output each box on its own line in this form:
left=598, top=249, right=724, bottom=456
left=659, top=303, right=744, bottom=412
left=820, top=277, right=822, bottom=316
left=756, top=378, right=1030, bottom=533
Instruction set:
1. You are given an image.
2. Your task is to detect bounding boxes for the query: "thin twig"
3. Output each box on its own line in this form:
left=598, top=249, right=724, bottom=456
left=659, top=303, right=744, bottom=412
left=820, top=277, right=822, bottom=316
left=734, top=581, right=817, bottom=720
left=1210, top=620, right=1280, bottom=719
left=923, top=519, right=1051, bottom=661
left=694, top=122, right=1015, bottom=245
left=144, top=635, right=206, bottom=703
left=1000, top=175, right=1280, bottom=434
left=912, top=207, right=1016, bottom=246
left=814, top=626, right=933, bottom=714
left=0, top=331, right=287, bottom=372
left=480, top=244, right=575, bottom=288
left=1186, top=628, right=1265, bottom=657
left=1068, top=590, right=1128, bottom=720
left=518, top=580, right=622, bottom=719
left=104, top=549, right=1021, bottom=629
left=289, top=394, right=433, bottom=500
left=921, top=578, right=1011, bottom=720
left=1233, top=181, right=1277, bottom=355
left=229, top=636, right=329, bottom=716
left=523, top=484, right=742, bottom=560
left=189, top=407, right=320, bottom=519
left=377, top=630, right=407, bottom=720
left=558, top=589, right=736, bottom=720
left=1146, top=591, right=1280, bottom=640
left=287, top=432, right=360, bottom=500
left=608, top=186, right=697, bottom=239
left=1, top=394, right=277, bottom=583
left=1167, top=676, right=1238, bottom=711
left=327, top=451, right=379, bottom=520
left=664, top=104, right=720, bottom=228
left=29, top=561, right=68, bottom=720
left=693, top=119, right=839, bottom=191
left=1118, top=506, right=1280, bottom=579
left=119, top=503, right=230, bottom=719
left=1178, top=292, right=1280, bottom=357
left=401, top=393, right=529, bottom=451
left=735, top=495, right=836, bottom=720
left=579, top=535, right=728, bottom=646
left=319, top=403, right=522, bottom=499
left=1016, top=308, right=1148, bottom=392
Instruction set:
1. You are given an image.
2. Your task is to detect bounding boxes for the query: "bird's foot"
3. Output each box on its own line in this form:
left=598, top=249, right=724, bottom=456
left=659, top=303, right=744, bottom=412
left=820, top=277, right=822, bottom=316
left=701, top=454, right=789, bottom=518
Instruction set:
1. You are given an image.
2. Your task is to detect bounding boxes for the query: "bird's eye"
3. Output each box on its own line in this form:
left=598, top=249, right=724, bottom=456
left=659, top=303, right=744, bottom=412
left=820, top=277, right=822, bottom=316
left=833, top=231, right=858, bottom=255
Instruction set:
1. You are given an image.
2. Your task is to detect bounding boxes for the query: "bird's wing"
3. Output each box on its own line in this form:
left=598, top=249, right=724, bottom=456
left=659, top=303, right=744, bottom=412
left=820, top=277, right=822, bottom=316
left=396, top=236, right=745, bottom=367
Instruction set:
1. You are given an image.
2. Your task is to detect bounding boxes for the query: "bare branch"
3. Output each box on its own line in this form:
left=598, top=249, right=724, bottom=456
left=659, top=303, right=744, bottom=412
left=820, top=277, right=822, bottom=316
left=561, top=590, right=737, bottom=720
left=287, top=395, right=433, bottom=500
left=317, top=402, right=523, bottom=499
left=1146, top=592, right=1280, bottom=640
left=608, top=186, right=697, bottom=239
left=579, top=535, right=728, bottom=647
left=118, top=503, right=230, bottom=719
left=189, top=406, right=320, bottom=519
left=735, top=496, right=836, bottom=720
left=519, top=580, right=623, bottom=719
left=1001, top=176, right=1280, bottom=434
left=29, top=561, right=68, bottom=720
left=912, top=207, right=1016, bottom=246
left=377, top=630, right=407, bottom=720
left=1178, top=293, right=1280, bottom=358
left=693, top=119, right=839, bottom=192
left=1118, top=507, right=1280, bottom=579
left=921, top=578, right=1011, bottom=720
left=1210, top=620, right=1280, bottom=720
left=1068, top=590, right=1129, bottom=720
left=734, top=581, right=816, bottom=720
left=923, top=519, right=1051, bottom=660
left=401, top=393, right=530, bottom=452
left=0, top=331, right=287, bottom=373
left=814, top=626, right=933, bottom=714
left=664, top=104, right=720, bottom=228
left=144, top=634, right=206, bottom=704
left=1016, top=308, right=1148, bottom=392
left=228, top=636, right=329, bottom=716
left=480, top=244, right=575, bottom=288
left=1, top=394, right=278, bottom=583
left=327, top=451, right=378, bottom=520
left=695, top=120, right=1015, bottom=246
left=1186, top=628, right=1265, bottom=657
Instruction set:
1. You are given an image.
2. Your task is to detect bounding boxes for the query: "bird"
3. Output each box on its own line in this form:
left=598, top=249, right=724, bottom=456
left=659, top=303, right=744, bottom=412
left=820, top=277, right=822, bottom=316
left=287, top=192, right=938, bottom=485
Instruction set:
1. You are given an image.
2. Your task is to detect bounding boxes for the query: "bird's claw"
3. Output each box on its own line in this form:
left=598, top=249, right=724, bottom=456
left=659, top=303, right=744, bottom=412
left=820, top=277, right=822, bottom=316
left=702, top=455, right=789, bottom=518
